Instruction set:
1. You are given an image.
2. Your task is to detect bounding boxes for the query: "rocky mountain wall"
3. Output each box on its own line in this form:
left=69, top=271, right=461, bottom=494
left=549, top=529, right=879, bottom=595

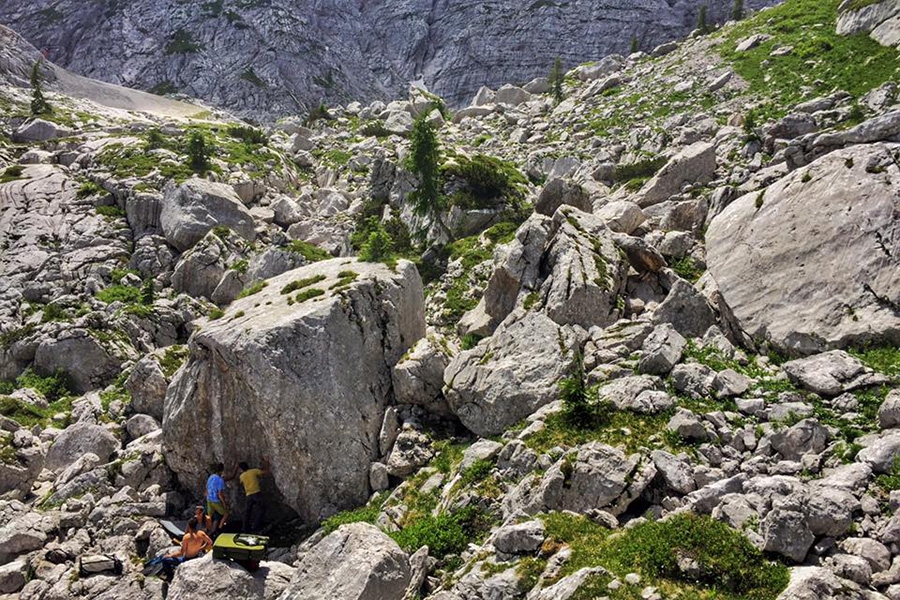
left=0, top=0, right=779, bottom=118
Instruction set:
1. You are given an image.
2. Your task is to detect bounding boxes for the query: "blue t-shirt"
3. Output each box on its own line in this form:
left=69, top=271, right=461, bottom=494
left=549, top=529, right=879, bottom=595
left=206, top=474, right=225, bottom=503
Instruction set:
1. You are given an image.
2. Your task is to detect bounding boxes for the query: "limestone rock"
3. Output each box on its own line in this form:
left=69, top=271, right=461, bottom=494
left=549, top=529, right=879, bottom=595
left=637, top=142, right=716, bottom=207
left=783, top=351, right=886, bottom=397
left=280, top=523, right=410, bottom=600
left=535, top=179, right=592, bottom=216
left=45, top=422, right=119, bottom=473
left=163, top=259, right=424, bottom=522
left=706, top=143, right=900, bottom=355
left=392, top=337, right=452, bottom=417
left=639, top=324, right=686, bottom=376
left=168, top=554, right=294, bottom=600
left=444, top=310, right=578, bottom=437
left=160, top=179, right=257, bottom=252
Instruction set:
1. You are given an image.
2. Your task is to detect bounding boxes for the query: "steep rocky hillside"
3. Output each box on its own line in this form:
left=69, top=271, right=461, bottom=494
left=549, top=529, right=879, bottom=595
left=1, top=1, right=900, bottom=599
left=0, top=0, right=780, bottom=117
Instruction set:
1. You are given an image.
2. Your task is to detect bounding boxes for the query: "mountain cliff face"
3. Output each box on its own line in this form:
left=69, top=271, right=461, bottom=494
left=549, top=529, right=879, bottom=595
left=0, top=0, right=777, bottom=118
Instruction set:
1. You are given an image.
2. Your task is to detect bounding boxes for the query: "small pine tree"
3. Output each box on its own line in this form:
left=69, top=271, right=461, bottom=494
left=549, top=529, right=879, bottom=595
left=731, top=0, right=744, bottom=21
left=186, top=132, right=211, bottom=172
left=697, top=5, right=709, bottom=34
left=630, top=35, right=639, bottom=54
left=407, top=112, right=442, bottom=221
left=140, top=279, right=155, bottom=305
left=550, top=57, right=565, bottom=104
left=359, top=228, right=393, bottom=262
left=30, top=59, right=52, bottom=116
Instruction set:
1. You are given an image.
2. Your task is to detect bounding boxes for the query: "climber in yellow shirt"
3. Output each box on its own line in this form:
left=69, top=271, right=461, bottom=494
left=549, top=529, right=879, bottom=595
left=227, top=457, right=270, bottom=533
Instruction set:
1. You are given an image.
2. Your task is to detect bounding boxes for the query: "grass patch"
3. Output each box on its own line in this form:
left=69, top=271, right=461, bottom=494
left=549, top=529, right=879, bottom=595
left=0, top=165, right=27, bottom=184
left=321, top=492, right=388, bottom=533
left=238, top=281, right=268, bottom=298
left=295, top=288, right=325, bottom=302
left=159, top=345, right=189, bottom=378
left=287, top=240, right=331, bottom=262
left=391, top=506, right=492, bottom=559
left=850, top=345, right=900, bottom=378
left=95, top=205, right=125, bottom=219
left=281, top=274, right=327, bottom=294
left=542, top=512, right=788, bottom=600
left=719, top=0, right=900, bottom=123
left=97, top=285, right=142, bottom=304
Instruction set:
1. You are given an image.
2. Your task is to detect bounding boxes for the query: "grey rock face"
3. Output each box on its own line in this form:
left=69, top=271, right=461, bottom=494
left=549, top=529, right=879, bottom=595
left=44, top=422, right=119, bottom=473
left=444, top=310, right=579, bottom=437
left=0, top=0, right=779, bottom=118
left=163, top=259, right=424, bottom=522
left=706, top=143, right=900, bottom=355
left=783, top=350, right=887, bottom=397
left=160, top=179, right=256, bottom=252
left=280, top=523, right=410, bottom=600
left=637, top=142, right=716, bottom=207
left=392, top=337, right=452, bottom=417
left=492, top=520, right=545, bottom=555
left=168, top=554, right=294, bottom=600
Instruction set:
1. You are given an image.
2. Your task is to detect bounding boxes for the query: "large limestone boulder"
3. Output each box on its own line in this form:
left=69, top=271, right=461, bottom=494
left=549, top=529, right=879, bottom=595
left=392, top=337, right=452, bottom=417
left=33, top=328, right=130, bottom=393
left=279, top=523, right=410, bottom=600
left=783, top=351, right=887, bottom=397
left=706, top=143, right=900, bottom=355
left=163, top=259, right=425, bottom=522
left=168, top=554, right=294, bottom=600
left=540, top=207, right=629, bottom=329
left=444, top=310, right=579, bottom=437
left=637, top=142, right=716, bottom=207
left=45, top=422, right=119, bottom=473
left=160, top=179, right=257, bottom=252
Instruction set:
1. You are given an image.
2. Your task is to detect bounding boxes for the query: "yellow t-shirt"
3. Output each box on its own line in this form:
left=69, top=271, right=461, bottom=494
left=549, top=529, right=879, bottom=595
left=239, top=468, right=263, bottom=496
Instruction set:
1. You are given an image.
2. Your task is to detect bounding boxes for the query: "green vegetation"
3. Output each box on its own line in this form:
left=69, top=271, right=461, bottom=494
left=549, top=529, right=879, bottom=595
left=0, top=369, right=75, bottom=428
left=391, top=506, right=491, bottom=559
left=166, top=29, right=204, bottom=55
left=305, top=103, right=332, bottom=126
left=321, top=492, right=388, bottom=533
left=41, top=303, right=69, bottom=323
left=541, top=512, right=788, bottom=600
left=97, top=285, right=143, bottom=305
left=443, top=154, right=527, bottom=210
left=77, top=181, right=104, bottom=198
left=281, top=274, right=327, bottom=294
left=287, top=240, right=331, bottom=262
left=630, top=35, right=640, bottom=54
left=407, top=112, right=444, bottom=228
left=359, top=229, right=394, bottom=264
left=96, top=205, right=126, bottom=219
left=228, top=125, right=267, bottom=145
left=697, top=5, right=709, bottom=34
left=238, top=281, right=268, bottom=298
left=209, top=308, right=225, bottom=320
left=671, top=256, right=704, bottom=282
left=611, top=156, right=667, bottom=184
left=295, top=288, right=325, bottom=302
left=732, top=0, right=744, bottom=21
left=31, top=59, right=52, bottom=116
left=0, top=165, right=27, bottom=184
left=159, top=345, right=189, bottom=378
left=876, top=457, right=900, bottom=493
left=850, top=345, right=900, bottom=378
left=559, top=357, right=608, bottom=428
left=187, top=131, right=212, bottom=172
left=550, top=57, right=565, bottom=103
left=719, top=0, right=900, bottom=123
left=96, top=142, right=194, bottom=182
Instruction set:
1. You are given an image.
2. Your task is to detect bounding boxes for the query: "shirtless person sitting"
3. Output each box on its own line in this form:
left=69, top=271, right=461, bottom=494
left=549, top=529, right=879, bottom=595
left=161, top=517, right=212, bottom=578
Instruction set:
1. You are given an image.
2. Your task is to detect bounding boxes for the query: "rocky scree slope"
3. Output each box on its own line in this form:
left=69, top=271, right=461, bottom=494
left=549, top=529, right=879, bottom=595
left=1, top=0, right=900, bottom=599
left=0, top=0, right=781, bottom=118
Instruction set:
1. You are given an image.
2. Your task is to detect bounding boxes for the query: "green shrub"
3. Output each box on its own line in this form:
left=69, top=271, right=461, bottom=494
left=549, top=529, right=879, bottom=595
left=187, top=132, right=212, bottom=172
left=461, top=333, right=484, bottom=350
left=443, top=154, right=527, bottom=209
left=97, top=285, right=142, bottom=304
left=14, top=368, right=73, bottom=403
left=459, top=459, right=494, bottom=488
left=41, top=304, right=68, bottom=323
left=611, top=156, right=667, bottom=183
left=391, top=506, right=490, bottom=559
left=146, top=128, right=166, bottom=150
left=287, top=240, right=331, bottom=262
left=360, top=121, right=392, bottom=138
left=0, top=165, right=26, bottom=184
left=603, top=514, right=789, bottom=599
left=359, top=229, right=394, bottom=263
left=281, top=274, right=326, bottom=295
left=238, top=281, right=267, bottom=298
left=77, top=181, right=103, bottom=198
left=321, top=493, right=387, bottom=533
left=407, top=113, right=443, bottom=220
left=209, top=308, right=225, bottom=320
left=305, top=103, right=332, bottom=126
left=96, top=205, right=125, bottom=218
left=228, top=125, right=267, bottom=145
left=295, top=288, right=325, bottom=302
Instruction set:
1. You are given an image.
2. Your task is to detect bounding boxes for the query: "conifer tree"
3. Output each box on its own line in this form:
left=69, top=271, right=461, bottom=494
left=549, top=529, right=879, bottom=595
left=697, top=5, right=709, bottom=34
left=731, top=0, right=744, bottom=21
left=407, top=110, right=442, bottom=226
left=187, top=132, right=211, bottom=172
left=30, top=59, right=51, bottom=116
left=549, top=57, right=565, bottom=104
left=630, top=35, right=639, bottom=54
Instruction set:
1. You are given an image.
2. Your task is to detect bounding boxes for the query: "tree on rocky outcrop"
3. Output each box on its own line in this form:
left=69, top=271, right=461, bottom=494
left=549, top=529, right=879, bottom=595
left=630, top=35, right=640, bottom=54
left=30, top=59, right=51, bottom=116
left=731, top=0, right=744, bottom=21
left=549, top=57, right=565, bottom=103
left=186, top=131, right=211, bottom=172
left=697, top=6, right=709, bottom=34
left=406, top=111, right=444, bottom=235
